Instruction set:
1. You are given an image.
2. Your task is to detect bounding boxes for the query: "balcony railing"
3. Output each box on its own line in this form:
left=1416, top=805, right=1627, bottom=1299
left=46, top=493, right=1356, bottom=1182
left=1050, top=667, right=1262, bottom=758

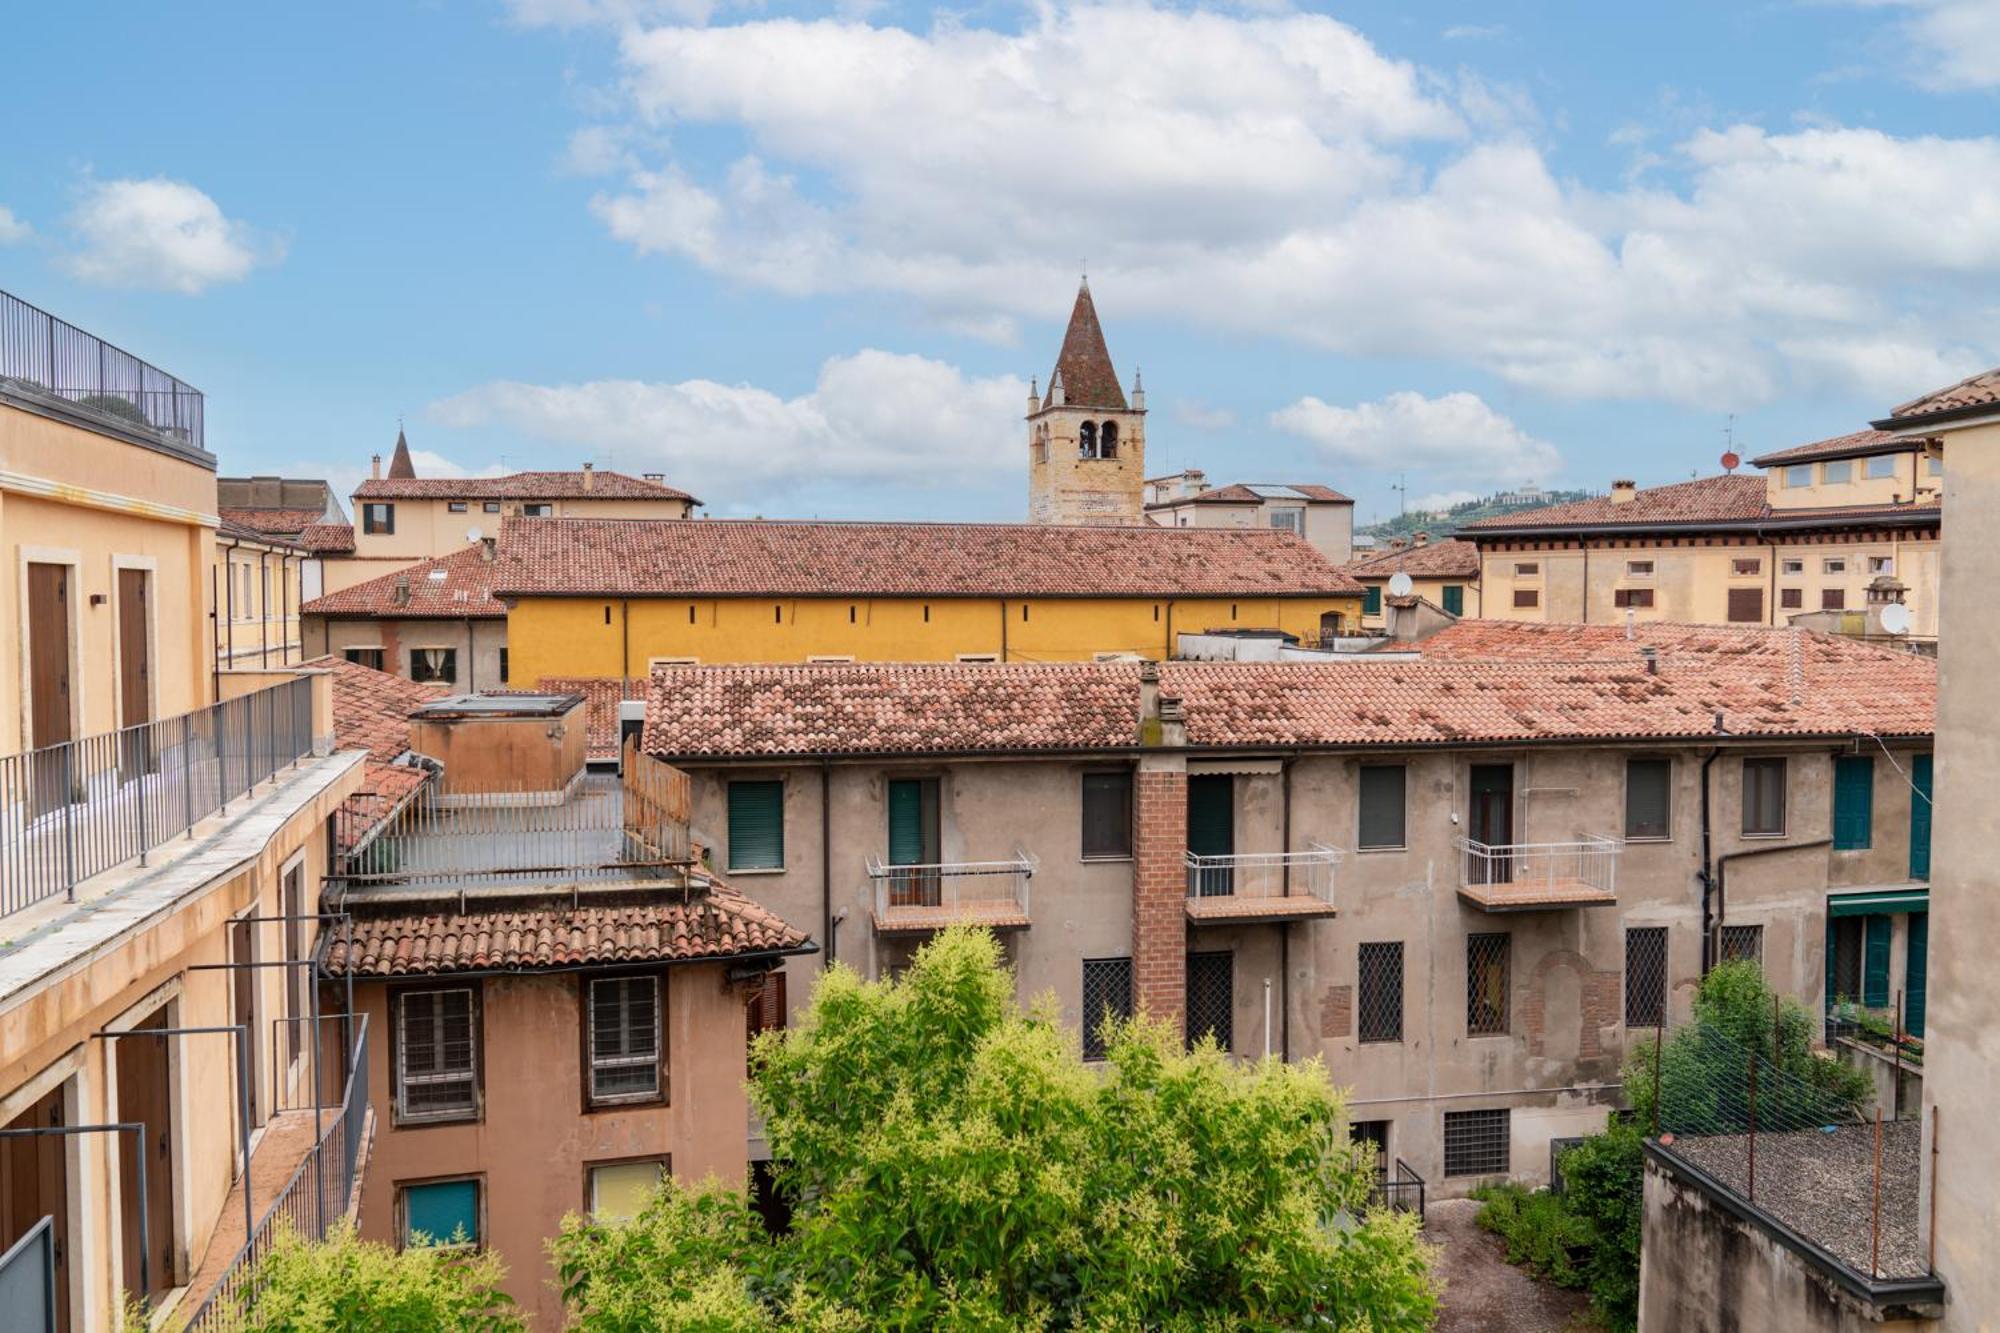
left=1455, top=834, right=1621, bottom=910
left=1184, top=843, right=1342, bottom=922
left=0, top=288, right=205, bottom=450
left=0, top=678, right=317, bottom=921
left=867, top=850, right=1036, bottom=934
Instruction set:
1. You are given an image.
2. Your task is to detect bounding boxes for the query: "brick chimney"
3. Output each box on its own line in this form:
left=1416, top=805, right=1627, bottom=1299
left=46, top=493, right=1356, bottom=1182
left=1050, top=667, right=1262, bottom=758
left=1610, top=479, right=1638, bottom=505
left=371, top=453, right=382, bottom=480
left=479, top=537, right=497, bottom=563
left=582, top=461, right=595, bottom=492
left=392, top=573, right=410, bottom=607
left=1132, top=666, right=1188, bottom=1024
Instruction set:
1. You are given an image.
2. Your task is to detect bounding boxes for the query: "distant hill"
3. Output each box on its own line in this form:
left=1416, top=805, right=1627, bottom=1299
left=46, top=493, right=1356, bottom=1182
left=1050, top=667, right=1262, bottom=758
left=1357, top=486, right=1599, bottom=544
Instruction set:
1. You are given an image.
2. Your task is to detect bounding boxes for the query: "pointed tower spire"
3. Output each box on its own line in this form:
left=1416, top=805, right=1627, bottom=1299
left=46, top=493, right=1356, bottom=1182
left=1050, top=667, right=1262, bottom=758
left=1043, top=279, right=1127, bottom=411
left=387, top=427, right=417, bottom=480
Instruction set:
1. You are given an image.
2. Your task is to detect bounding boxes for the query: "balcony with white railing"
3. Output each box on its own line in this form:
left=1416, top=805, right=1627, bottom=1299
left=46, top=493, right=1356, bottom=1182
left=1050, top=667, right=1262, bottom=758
left=1184, top=843, right=1342, bottom=924
left=1455, top=834, right=1621, bottom=911
left=867, top=850, right=1036, bottom=935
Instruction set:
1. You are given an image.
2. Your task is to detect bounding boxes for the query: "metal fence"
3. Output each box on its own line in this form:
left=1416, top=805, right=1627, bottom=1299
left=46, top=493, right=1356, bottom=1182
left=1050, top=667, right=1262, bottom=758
left=0, top=678, right=316, bottom=919
left=0, top=288, right=205, bottom=450
left=1184, top=843, right=1342, bottom=903
left=1456, top=833, right=1620, bottom=894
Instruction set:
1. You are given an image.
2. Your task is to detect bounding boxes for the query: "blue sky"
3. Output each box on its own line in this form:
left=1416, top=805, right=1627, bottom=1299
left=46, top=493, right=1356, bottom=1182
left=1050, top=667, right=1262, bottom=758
left=3, top=0, right=1997, bottom=524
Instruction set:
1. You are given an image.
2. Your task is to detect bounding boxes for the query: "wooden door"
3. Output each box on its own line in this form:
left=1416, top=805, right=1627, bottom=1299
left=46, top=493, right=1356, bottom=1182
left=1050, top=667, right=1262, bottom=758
left=117, top=569, right=156, bottom=782
left=230, top=913, right=265, bottom=1129
left=1, top=1086, right=70, bottom=1332
left=26, top=564, right=73, bottom=818
left=1468, top=765, right=1514, bottom=884
left=115, top=1010, right=175, bottom=1303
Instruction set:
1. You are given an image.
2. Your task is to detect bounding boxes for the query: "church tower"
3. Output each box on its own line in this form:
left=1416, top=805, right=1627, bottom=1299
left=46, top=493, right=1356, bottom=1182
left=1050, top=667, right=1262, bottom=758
left=1028, top=280, right=1147, bottom=525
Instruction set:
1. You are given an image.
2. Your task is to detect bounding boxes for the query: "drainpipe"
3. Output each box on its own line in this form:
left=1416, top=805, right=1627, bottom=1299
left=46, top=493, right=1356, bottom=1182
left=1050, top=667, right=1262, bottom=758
left=1164, top=598, right=1176, bottom=660
left=1698, top=732, right=1723, bottom=974
left=1000, top=600, right=1008, bottom=663
left=224, top=539, right=237, bottom=675
left=1280, top=754, right=1293, bottom=1061
left=1581, top=543, right=1589, bottom=624
left=621, top=599, right=632, bottom=699
left=260, top=548, right=269, bottom=666
left=821, top=760, right=835, bottom=967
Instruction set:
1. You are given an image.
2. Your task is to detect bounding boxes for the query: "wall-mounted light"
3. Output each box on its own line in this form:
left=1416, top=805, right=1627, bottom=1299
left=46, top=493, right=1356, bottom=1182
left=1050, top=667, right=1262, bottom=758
left=88, top=593, right=107, bottom=607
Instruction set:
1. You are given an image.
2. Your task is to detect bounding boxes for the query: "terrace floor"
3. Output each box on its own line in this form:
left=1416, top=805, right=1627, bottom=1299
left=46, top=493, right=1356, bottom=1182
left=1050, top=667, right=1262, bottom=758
left=180, top=1109, right=325, bottom=1312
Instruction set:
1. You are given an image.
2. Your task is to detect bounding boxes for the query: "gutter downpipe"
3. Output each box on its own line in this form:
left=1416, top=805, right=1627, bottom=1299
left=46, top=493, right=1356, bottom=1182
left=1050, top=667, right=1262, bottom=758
left=1165, top=598, right=1176, bottom=660
left=1699, top=739, right=1723, bottom=975
left=621, top=599, right=632, bottom=700
left=1000, top=599, right=1008, bottom=663
left=822, top=760, right=835, bottom=967
left=1280, top=753, right=1294, bottom=1061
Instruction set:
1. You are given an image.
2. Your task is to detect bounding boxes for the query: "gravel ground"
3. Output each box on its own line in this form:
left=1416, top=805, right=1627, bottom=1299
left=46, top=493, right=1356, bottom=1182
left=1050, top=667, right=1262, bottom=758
left=1665, top=1120, right=1924, bottom=1277
left=1427, top=1197, right=1600, bottom=1333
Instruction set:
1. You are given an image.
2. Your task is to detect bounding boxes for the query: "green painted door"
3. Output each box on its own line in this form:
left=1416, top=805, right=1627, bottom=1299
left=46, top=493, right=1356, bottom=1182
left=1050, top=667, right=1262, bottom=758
left=1863, top=914, right=1892, bottom=1009
left=1910, top=754, right=1933, bottom=879
left=1832, top=755, right=1873, bottom=850
left=1187, top=774, right=1234, bottom=896
left=1905, top=913, right=1927, bottom=1038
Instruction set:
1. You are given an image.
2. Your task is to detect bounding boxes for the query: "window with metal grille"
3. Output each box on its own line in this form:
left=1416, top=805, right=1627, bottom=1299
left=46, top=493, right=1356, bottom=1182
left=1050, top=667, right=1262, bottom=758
left=1466, top=934, right=1509, bottom=1036
left=1727, top=587, right=1764, bottom=623
left=1185, top=951, right=1233, bottom=1052
left=1624, top=758, right=1671, bottom=840
left=1625, top=927, right=1668, bottom=1027
left=727, top=780, right=785, bottom=870
left=1081, top=957, right=1134, bottom=1060
left=1357, top=943, right=1404, bottom=1043
left=396, top=988, right=478, bottom=1123
left=1351, top=1120, right=1391, bottom=1177
left=1719, top=924, right=1763, bottom=964
left=1358, top=764, right=1407, bottom=850
left=1443, top=1108, right=1510, bottom=1176
left=589, top=975, right=663, bottom=1104
left=1081, top=772, right=1133, bottom=859
left=1742, top=757, right=1787, bottom=836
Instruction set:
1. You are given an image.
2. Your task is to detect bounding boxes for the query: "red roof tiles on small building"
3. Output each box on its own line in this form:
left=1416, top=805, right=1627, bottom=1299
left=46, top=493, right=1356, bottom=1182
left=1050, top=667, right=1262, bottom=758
left=301, top=543, right=506, bottom=619
left=219, top=506, right=324, bottom=535
left=1458, top=474, right=1938, bottom=537
left=304, top=653, right=446, bottom=762
left=537, top=676, right=637, bottom=761
left=297, top=522, right=356, bottom=553
left=1150, top=482, right=1354, bottom=506
left=352, top=469, right=694, bottom=502
left=1748, top=428, right=1925, bottom=468
left=1343, top=538, right=1481, bottom=579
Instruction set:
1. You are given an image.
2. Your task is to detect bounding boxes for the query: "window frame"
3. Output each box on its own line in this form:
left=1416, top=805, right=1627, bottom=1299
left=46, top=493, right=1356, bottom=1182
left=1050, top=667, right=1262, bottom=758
left=1443, top=1108, right=1511, bottom=1178
left=1719, top=923, right=1764, bottom=965
left=397, top=1174, right=485, bottom=1250
left=1080, top=770, right=1135, bottom=861
left=409, top=646, right=458, bottom=684
left=1821, top=459, right=1853, bottom=484
left=1822, top=557, right=1848, bottom=575
left=1779, top=587, right=1803, bottom=610
left=1512, top=588, right=1539, bottom=610
left=1821, top=588, right=1847, bottom=611
left=1357, top=942, right=1405, bottom=1044
left=392, top=984, right=482, bottom=1127
left=522, top=502, right=554, bottom=517
left=1613, top=587, right=1655, bottom=609
left=1832, top=754, right=1874, bottom=852
left=1726, top=587, right=1764, bottom=624
left=1624, top=926, right=1668, bottom=1028
left=342, top=646, right=386, bottom=671
left=362, top=502, right=396, bottom=535
left=1080, top=956, right=1134, bottom=1061
left=1624, top=559, right=1654, bottom=578
left=1731, top=557, right=1762, bottom=577
left=1780, top=558, right=1804, bottom=575
left=1740, top=756, right=1788, bottom=838
left=583, top=972, right=667, bottom=1109
left=1623, top=757, right=1673, bottom=842
left=726, top=779, right=786, bottom=872
left=1465, top=932, right=1510, bottom=1037
left=1784, top=464, right=1813, bottom=488
left=585, top=1156, right=670, bottom=1223
left=447, top=501, right=468, bottom=513
left=1867, top=555, right=1894, bottom=575
left=1513, top=562, right=1540, bottom=577
left=1356, top=763, right=1408, bottom=852
left=1865, top=455, right=1897, bottom=480
left=482, top=501, right=502, bottom=513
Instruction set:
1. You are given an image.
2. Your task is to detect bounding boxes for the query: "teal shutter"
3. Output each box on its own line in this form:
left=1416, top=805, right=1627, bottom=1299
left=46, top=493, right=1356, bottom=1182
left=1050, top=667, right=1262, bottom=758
left=888, top=779, right=937, bottom=866
left=404, top=1179, right=479, bottom=1246
left=1363, top=585, right=1382, bottom=616
left=1905, top=913, right=1928, bottom=1038
left=1863, top=915, right=1892, bottom=1008
left=1823, top=918, right=1836, bottom=1016
left=727, top=781, right=785, bottom=870
left=1187, top=775, right=1234, bottom=896
left=1832, top=756, right=1873, bottom=850
left=1909, top=754, right=1932, bottom=879
left=1442, top=585, right=1464, bottom=616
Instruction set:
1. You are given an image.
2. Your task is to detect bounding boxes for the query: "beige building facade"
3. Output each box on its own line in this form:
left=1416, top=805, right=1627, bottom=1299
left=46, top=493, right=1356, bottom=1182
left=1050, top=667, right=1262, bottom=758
left=213, top=523, right=306, bottom=682
left=302, top=541, right=509, bottom=690
left=1144, top=471, right=1356, bottom=565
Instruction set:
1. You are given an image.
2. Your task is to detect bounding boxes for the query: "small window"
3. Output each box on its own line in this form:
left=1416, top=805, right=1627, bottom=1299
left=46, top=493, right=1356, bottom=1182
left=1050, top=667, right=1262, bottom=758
left=410, top=648, right=457, bottom=683
left=1624, top=927, right=1668, bottom=1027
left=343, top=646, right=386, bottom=671
left=1868, top=555, right=1894, bottom=575
left=498, top=647, right=509, bottom=683
left=1780, top=588, right=1802, bottom=609
left=589, top=1159, right=667, bottom=1224
left=1363, top=585, right=1382, bottom=616
left=1100, top=420, right=1119, bottom=459
left=1866, top=455, right=1897, bottom=480
left=523, top=502, right=554, bottom=517
left=400, top=1177, right=481, bottom=1248
left=1741, top=757, right=1787, bottom=837
left=1513, top=562, right=1540, bottom=577
left=1821, top=588, right=1846, bottom=611
left=1351, top=1119, right=1391, bottom=1171
left=1625, top=759, right=1671, bottom=840
left=1785, top=465, right=1814, bottom=488
left=727, top=780, right=785, bottom=870
left=1081, top=957, right=1134, bottom=1061
left=1441, top=584, right=1464, bottom=616
left=1625, top=560, right=1654, bottom=577
left=1443, top=1108, right=1510, bottom=1177
left=1726, top=588, right=1763, bottom=624
left=807, top=655, right=857, bottom=664
left=362, top=502, right=396, bottom=535
left=588, top=976, right=663, bottom=1105
left=955, top=653, right=999, bottom=664
left=1719, top=924, right=1764, bottom=965
left=1833, top=754, right=1873, bottom=851
left=1512, top=588, right=1539, bottom=609
left=1822, top=460, right=1853, bottom=484
left=649, top=656, right=699, bottom=669
left=1781, top=558, right=1803, bottom=575
left=1357, top=764, right=1407, bottom=850
left=1357, top=942, right=1404, bottom=1044
left=448, top=501, right=468, bottom=513
left=1732, top=558, right=1762, bottom=576
left=1078, top=421, right=1098, bottom=458
left=1823, top=557, right=1847, bottom=575
left=1613, top=588, right=1654, bottom=609
left=1081, top=771, right=1134, bottom=859
left=483, top=501, right=501, bottom=513
left=1268, top=509, right=1301, bottom=533
left=1466, top=933, right=1509, bottom=1036
left=396, top=988, right=479, bottom=1124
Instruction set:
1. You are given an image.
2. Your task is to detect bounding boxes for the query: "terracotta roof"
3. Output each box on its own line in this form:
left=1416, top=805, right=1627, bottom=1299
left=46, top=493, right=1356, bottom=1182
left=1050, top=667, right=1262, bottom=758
left=1748, top=429, right=1922, bottom=468
left=297, top=522, right=356, bottom=553
left=536, top=676, right=637, bottom=761
left=1043, top=281, right=1127, bottom=411
left=216, top=518, right=306, bottom=551
left=387, top=429, right=417, bottom=479
left=219, top=506, right=323, bottom=535
left=1880, top=367, right=2000, bottom=428
left=301, top=544, right=505, bottom=619
left=1459, top=474, right=1939, bottom=536
left=320, top=881, right=812, bottom=976
left=643, top=662, right=1145, bottom=759
left=1343, top=538, right=1481, bottom=579
left=304, top=653, right=446, bottom=761
left=1150, top=482, right=1353, bottom=506
left=352, top=469, right=695, bottom=502
left=495, top=518, right=1365, bottom=599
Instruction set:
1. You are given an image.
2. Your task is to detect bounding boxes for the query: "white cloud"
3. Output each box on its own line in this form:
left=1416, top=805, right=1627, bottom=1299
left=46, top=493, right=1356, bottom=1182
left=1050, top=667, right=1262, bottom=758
left=62, top=178, right=281, bottom=294
left=1411, top=489, right=1482, bottom=511
left=1270, top=390, right=1561, bottom=488
left=427, top=350, right=1028, bottom=506
left=1864, top=1, right=2000, bottom=90
left=1173, top=399, right=1238, bottom=431
left=0, top=207, right=30, bottom=245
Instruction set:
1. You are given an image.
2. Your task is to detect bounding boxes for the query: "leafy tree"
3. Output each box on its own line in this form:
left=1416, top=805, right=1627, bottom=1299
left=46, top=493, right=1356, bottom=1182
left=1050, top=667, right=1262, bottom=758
left=552, top=927, right=1438, bottom=1330
left=204, top=1221, right=522, bottom=1332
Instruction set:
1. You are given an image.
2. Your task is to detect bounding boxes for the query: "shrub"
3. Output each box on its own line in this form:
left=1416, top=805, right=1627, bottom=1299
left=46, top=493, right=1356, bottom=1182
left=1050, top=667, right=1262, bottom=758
left=204, top=1221, right=522, bottom=1332
left=1471, top=1183, right=1593, bottom=1289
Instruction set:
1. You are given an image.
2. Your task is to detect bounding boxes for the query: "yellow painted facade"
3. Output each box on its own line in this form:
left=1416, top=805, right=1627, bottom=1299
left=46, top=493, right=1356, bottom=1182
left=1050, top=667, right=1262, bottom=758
left=1353, top=573, right=1479, bottom=630
left=507, top=592, right=1363, bottom=679
left=214, top=537, right=305, bottom=672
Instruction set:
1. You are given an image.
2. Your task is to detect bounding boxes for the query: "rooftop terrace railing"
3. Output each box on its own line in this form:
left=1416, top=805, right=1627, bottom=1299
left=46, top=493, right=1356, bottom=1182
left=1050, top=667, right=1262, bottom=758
left=0, top=288, right=205, bottom=451
left=0, top=678, right=316, bottom=921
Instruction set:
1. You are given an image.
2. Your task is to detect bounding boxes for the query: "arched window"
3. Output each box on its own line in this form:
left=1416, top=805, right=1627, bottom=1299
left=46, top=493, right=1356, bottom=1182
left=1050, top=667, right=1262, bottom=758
left=1100, top=421, right=1118, bottom=458
left=1078, top=421, right=1098, bottom=458
left=1031, top=425, right=1048, bottom=465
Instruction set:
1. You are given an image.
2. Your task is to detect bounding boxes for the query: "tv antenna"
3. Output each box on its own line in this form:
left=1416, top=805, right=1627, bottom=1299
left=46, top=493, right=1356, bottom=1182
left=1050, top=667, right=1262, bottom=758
left=1391, top=472, right=1408, bottom=518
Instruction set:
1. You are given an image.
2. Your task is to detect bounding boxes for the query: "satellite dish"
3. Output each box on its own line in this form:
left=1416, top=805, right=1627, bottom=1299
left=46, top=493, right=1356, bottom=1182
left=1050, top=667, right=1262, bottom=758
left=465, top=525, right=484, bottom=543
left=1721, top=450, right=1740, bottom=472
left=1878, top=603, right=1911, bottom=636
left=1387, top=571, right=1415, bottom=597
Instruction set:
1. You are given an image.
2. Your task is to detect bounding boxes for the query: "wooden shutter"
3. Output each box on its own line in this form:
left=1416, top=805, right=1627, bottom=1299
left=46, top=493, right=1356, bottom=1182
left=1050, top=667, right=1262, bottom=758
left=1909, top=755, right=1932, bottom=879
left=1363, top=585, right=1381, bottom=616
left=1862, top=915, right=1892, bottom=1009
left=1442, top=585, right=1464, bottom=616
left=1081, top=772, right=1133, bottom=859
left=1727, top=587, right=1764, bottom=623
left=1832, top=756, right=1873, bottom=850
left=1186, top=776, right=1234, bottom=858
left=1905, top=914, right=1928, bottom=1038
left=888, top=779, right=939, bottom=865
left=727, top=781, right=784, bottom=869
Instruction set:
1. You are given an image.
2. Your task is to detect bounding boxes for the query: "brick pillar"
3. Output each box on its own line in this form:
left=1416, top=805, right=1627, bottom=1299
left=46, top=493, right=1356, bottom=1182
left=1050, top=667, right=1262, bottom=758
left=1133, top=761, right=1188, bottom=1024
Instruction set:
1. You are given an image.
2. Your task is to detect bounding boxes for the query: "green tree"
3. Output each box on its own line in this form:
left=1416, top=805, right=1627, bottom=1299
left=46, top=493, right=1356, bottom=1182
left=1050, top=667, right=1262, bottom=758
left=552, top=927, right=1438, bottom=1331
left=203, top=1221, right=522, bottom=1332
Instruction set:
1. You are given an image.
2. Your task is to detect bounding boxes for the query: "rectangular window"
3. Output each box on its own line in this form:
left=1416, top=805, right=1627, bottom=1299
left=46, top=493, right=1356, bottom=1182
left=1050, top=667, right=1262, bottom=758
left=498, top=647, right=509, bottom=683
left=1742, top=757, right=1787, bottom=836
left=1466, top=933, right=1510, bottom=1036
left=1831, top=916, right=1865, bottom=1003
left=1833, top=754, right=1874, bottom=851
left=1443, top=1109, right=1510, bottom=1177
left=1081, top=957, right=1134, bottom=1060
left=1732, top=558, right=1762, bottom=576
left=522, top=502, right=554, bottom=517
left=1624, top=758, right=1672, bottom=840
left=1613, top=588, right=1655, bottom=609
left=343, top=646, right=385, bottom=671
left=362, top=502, right=395, bottom=535
left=483, top=501, right=501, bottom=513
left=588, top=976, right=663, bottom=1105
left=1780, top=588, right=1803, bottom=610
left=588, top=1160, right=667, bottom=1224
left=727, top=780, right=785, bottom=870
left=282, top=863, right=304, bottom=1067
left=1625, top=927, right=1668, bottom=1027
left=1867, top=555, right=1893, bottom=574
left=1441, top=584, right=1464, bottom=616
left=1080, top=771, right=1134, bottom=859
left=1357, top=764, right=1407, bottom=850
left=1821, top=588, right=1846, bottom=611
left=1625, top=560, right=1654, bottom=577
left=1781, top=558, right=1803, bottom=575
left=1822, top=460, right=1853, bottom=484
left=1928, top=453, right=1943, bottom=477
left=1866, top=455, right=1897, bottom=479
left=400, top=1177, right=480, bottom=1248
left=1185, top=951, right=1233, bottom=1052
left=448, top=501, right=468, bottom=513
left=1514, top=562, right=1540, bottom=577
left=1823, top=557, right=1848, bottom=574
left=1512, top=588, right=1539, bottom=609
left=1784, top=464, right=1813, bottom=488
left=1719, top=924, right=1763, bottom=965
left=395, top=988, right=478, bottom=1124
left=1363, top=585, right=1382, bottom=616
left=1268, top=510, right=1301, bottom=533
left=410, top=648, right=457, bottom=683
left=1357, top=943, right=1404, bottom=1044
left=1727, top=587, right=1763, bottom=623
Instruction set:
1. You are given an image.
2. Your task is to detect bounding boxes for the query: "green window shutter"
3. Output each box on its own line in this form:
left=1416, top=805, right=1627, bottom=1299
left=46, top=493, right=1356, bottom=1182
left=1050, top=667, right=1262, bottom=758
left=1442, top=585, right=1464, bottom=615
left=1863, top=914, right=1892, bottom=1009
left=1186, top=775, right=1234, bottom=857
left=1832, top=756, right=1873, bottom=850
left=1905, top=913, right=1928, bottom=1038
left=727, top=781, right=785, bottom=870
left=888, top=779, right=939, bottom=866
left=404, top=1179, right=479, bottom=1246
left=1363, top=585, right=1382, bottom=616
left=1909, top=754, right=1932, bottom=879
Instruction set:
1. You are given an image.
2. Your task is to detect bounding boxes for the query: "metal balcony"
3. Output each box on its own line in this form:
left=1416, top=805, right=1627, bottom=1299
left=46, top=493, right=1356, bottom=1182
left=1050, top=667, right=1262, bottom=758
left=1184, top=843, right=1342, bottom=924
left=1455, top=834, right=1621, bottom=911
left=867, top=850, right=1035, bottom=935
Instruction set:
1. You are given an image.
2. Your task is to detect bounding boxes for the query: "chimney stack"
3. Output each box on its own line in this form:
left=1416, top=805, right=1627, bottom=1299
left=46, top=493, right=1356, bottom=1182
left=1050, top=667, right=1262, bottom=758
left=1610, top=479, right=1638, bottom=505
left=479, top=537, right=497, bottom=563
left=1414, top=530, right=1429, bottom=546
left=582, top=461, right=595, bottom=492
left=371, top=454, right=382, bottom=480
left=392, top=574, right=411, bottom=607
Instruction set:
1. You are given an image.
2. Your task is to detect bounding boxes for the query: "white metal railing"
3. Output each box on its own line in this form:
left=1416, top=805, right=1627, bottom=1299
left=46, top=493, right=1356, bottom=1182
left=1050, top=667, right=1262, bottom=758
left=1184, top=842, right=1342, bottom=904
left=866, top=849, right=1036, bottom=925
left=1455, top=834, right=1621, bottom=896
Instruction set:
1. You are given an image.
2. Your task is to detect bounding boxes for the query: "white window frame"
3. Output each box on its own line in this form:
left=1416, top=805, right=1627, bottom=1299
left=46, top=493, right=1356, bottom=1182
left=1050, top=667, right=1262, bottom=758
left=588, top=975, right=663, bottom=1105
left=1823, top=557, right=1848, bottom=575
left=1868, top=555, right=1894, bottom=575
left=1780, top=558, right=1803, bottom=575
left=1625, top=559, right=1654, bottom=578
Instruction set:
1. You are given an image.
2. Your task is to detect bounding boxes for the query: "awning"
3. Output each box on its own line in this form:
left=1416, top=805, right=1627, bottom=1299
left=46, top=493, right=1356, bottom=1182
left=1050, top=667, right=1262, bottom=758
left=1827, top=888, right=1928, bottom=918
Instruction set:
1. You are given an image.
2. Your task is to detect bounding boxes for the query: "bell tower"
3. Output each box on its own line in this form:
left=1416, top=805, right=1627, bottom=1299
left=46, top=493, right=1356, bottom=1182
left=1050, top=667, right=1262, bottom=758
left=1028, top=280, right=1146, bottom=525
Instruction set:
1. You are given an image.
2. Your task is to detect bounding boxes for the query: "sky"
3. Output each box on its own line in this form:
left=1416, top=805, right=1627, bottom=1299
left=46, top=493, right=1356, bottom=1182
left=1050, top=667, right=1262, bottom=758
left=3, top=1, right=1999, bottom=524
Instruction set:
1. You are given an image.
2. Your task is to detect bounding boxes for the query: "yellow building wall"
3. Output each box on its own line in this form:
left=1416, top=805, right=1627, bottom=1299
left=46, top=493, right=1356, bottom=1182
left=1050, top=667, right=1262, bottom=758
left=214, top=543, right=304, bottom=670
left=507, top=593, right=1364, bottom=678
left=1355, top=574, right=1479, bottom=629
left=1766, top=452, right=1933, bottom=511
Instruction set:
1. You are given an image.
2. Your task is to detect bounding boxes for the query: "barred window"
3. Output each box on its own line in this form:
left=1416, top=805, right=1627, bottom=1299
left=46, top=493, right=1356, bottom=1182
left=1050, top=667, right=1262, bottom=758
left=1466, top=933, right=1510, bottom=1036
left=1357, top=943, right=1404, bottom=1043
left=396, top=988, right=478, bottom=1123
left=1625, top=927, right=1668, bottom=1027
left=1186, top=951, right=1233, bottom=1052
left=1081, top=957, right=1134, bottom=1061
left=589, top=976, right=663, bottom=1104
left=1719, top=924, right=1763, bottom=965
left=1444, top=1108, right=1510, bottom=1177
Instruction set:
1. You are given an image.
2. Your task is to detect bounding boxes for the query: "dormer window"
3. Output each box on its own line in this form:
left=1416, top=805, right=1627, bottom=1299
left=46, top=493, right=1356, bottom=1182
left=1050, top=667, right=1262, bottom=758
left=1100, top=421, right=1118, bottom=459
left=1078, top=421, right=1098, bottom=458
